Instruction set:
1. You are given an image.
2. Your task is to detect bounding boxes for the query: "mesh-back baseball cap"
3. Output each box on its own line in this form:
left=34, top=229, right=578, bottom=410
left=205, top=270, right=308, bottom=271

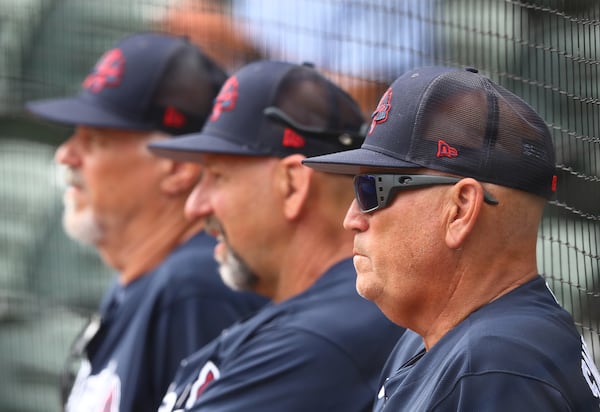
left=148, top=60, right=366, bottom=160
left=26, top=32, right=227, bottom=135
left=303, top=66, right=557, bottom=199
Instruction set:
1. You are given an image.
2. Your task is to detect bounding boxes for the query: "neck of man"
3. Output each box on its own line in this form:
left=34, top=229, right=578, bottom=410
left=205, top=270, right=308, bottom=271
left=97, top=202, right=204, bottom=285
left=419, top=251, right=540, bottom=351
left=269, top=221, right=354, bottom=303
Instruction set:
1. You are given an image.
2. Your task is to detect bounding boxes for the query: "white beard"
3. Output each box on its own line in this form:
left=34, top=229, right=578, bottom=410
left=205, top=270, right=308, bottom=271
left=205, top=216, right=258, bottom=292
left=62, top=193, right=104, bottom=246
left=214, top=244, right=258, bottom=292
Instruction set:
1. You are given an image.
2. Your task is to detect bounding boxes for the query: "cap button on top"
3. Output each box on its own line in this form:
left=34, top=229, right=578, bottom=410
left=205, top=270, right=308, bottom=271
left=465, top=67, right=479, bottom=73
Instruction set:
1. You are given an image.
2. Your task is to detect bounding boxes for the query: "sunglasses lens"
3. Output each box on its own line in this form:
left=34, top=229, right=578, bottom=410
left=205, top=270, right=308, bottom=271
left=354, top=175, right=379, bottom=211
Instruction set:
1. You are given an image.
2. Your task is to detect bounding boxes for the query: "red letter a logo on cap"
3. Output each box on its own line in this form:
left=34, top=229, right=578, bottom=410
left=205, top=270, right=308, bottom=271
left=210, top=76, right=239, bottom=122
left=83, top=48, right=125, bottom=93
left=437, top=139, right=459, bottom=158
left=368, top=88, right=392, bottom=135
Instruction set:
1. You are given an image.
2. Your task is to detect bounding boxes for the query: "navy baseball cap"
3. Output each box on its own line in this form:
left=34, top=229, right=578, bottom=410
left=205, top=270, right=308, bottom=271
left=302, top=66, right=557, bottom=199
left=26, top=32, right=227, bottom=135
left=148, top=60, right=366, bottom=160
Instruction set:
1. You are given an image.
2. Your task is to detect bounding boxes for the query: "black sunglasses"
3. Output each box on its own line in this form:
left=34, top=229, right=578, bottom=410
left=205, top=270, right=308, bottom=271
left=353, top=174, right=499, bottom=213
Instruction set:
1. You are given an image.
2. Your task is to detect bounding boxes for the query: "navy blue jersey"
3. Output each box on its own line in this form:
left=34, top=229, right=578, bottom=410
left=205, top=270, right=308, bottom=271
left=159, top=259, right=405, bottom=412
left=64, top=231, right=267, bottom=412
left=374, top=275, right=600, bottom=411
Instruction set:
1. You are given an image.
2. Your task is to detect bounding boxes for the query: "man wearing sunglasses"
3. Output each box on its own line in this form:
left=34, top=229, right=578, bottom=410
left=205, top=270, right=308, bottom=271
left=303, top=66, right=600, bottom=410
left=148, top=60, right=405, bottom=411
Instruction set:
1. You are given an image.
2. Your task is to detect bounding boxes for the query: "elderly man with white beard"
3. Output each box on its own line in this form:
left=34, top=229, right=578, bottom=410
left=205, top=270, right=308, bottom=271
left=26, top=32, right=266, bottom=412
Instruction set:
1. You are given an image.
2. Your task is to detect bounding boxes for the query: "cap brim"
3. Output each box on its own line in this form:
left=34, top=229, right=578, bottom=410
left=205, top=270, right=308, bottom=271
left=301, top=146, right=421, bottom=175
left=148, top=132, right=269, bottom=162
left=26, top=97, right=151, bottom=130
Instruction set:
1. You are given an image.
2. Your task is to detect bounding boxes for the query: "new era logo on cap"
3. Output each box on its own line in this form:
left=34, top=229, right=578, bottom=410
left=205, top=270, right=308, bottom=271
left=437, top=140, right=459, bottom=158
left=163, top=107, right=187, bottom=128
left=303, top=66, right=557, bottom=200
left=282, top=128, right=305, bottom=148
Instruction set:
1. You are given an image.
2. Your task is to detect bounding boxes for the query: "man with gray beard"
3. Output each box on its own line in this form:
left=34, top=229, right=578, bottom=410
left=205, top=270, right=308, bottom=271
left=25, top=32, right=266, bottom=412
left=203, top=216, right=257, bottom=292
left=149, top=60, right=406, bottom=412
left=60, top=167, right=103, bottom=244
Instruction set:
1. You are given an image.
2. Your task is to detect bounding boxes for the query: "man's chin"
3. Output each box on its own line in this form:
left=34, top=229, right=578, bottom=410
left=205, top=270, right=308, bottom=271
left=218, top=265, right=247, bottom=291
left=62, top=209, right=103, bottom=246
left=218, top=262, right=258, bottom=292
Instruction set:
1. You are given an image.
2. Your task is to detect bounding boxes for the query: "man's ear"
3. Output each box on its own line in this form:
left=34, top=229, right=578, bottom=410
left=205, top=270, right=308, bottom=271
left=445, top=178, right=484, bottom=249
left=277, top=154, right=313, bottom=220
left=160, top=160, right=202, bottom=196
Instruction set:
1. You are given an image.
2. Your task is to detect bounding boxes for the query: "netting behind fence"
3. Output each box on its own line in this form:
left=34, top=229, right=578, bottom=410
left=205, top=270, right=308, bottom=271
left=0, top=1, right=598, bottom=410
